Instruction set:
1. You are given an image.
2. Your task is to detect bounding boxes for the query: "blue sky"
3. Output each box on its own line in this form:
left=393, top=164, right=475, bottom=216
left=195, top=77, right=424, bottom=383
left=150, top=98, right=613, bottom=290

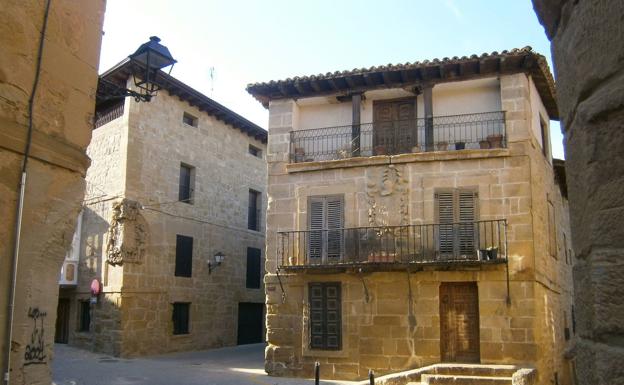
left=99, top=0, right=564, bottom=159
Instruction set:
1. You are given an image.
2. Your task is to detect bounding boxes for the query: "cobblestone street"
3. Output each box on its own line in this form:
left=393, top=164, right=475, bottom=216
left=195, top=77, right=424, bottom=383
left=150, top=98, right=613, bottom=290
left=52, top=343, right=356, bottom=385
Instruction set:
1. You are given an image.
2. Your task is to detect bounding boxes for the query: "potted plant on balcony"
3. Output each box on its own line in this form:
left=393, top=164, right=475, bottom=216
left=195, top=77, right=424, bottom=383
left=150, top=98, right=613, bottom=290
left=436, top=141, right=448, bottom=151
left=479, top=246, right=499, bottom=261
left=455, top=141, right=466, bottom=150
left=479, top=139, right=491, bottom=149
left=487, top=134, right=504, bottom=148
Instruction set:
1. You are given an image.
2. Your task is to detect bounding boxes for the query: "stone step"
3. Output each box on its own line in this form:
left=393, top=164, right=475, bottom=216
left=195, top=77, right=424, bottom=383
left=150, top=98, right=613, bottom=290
left=420, top=374, right=513, bottom=385
left=431, top=364, right=518, bottom=378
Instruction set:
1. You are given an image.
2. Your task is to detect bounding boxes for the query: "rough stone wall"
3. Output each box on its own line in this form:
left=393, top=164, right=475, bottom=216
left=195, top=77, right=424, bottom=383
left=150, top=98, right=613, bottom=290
left=68, top=86, right=267, bottom=357
left=532, top=2, right=624, bottom=384
left=0, top=0, right=105, bottom=384
left=263, top=73, right=573, bottom=383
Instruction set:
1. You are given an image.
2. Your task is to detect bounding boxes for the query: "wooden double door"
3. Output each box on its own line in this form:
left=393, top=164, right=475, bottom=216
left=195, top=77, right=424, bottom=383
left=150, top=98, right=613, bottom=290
left=373, top=99, right=417, bottom=155
left=439, top=282, right=480, bottom=363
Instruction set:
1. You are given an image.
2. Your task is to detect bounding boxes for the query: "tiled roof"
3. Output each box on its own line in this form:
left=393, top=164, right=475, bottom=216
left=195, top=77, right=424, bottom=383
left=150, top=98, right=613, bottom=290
left=246, top=47, right=558, bottom=120
left=98, top=60, right=267, bottom=143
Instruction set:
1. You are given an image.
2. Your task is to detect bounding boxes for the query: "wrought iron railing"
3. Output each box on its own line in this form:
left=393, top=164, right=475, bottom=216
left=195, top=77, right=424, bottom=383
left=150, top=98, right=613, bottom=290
left=278, top=219, right=507, bottom=267
left=290, top=111, right=506, bottom=163
left=94, top=100, right=125, bottom=128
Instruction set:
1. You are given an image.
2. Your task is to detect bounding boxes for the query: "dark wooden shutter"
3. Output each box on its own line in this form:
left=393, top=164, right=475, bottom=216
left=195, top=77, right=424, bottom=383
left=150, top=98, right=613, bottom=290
left=458, top=191, right=477, bottom=256
left=436, top=192, right=455, bottom=255
left=309, top=282, right=341, bottom=350
left=172, top=303, right=190, bottom=335
left=246, top=247, right=261, bottom=289
left=248, top=190, right=260, bottom=231
left=179, top=165, right=191, bottom=202
left=308, top=198, right=324, bottom=261
left=79, top=301, right=90, bottom=332
left=175, top=235, right=193, bottom=277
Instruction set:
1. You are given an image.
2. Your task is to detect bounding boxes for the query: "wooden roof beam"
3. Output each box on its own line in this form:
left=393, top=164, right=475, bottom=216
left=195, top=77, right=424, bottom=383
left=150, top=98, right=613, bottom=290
left=309, top=79, right=322, bottom=92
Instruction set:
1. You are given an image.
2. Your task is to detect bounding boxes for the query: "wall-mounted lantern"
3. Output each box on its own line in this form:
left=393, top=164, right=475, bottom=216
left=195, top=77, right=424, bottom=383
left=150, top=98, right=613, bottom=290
left=208, top=251, right=226, bottom=274
left=98, top=36, right=176, bottom=102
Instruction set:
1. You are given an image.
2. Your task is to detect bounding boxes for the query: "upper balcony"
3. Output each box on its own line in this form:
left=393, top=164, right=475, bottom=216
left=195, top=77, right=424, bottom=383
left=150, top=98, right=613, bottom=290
left=289, top=111, right=505, bottom=163
left=277, top=219, right=507, bottom=272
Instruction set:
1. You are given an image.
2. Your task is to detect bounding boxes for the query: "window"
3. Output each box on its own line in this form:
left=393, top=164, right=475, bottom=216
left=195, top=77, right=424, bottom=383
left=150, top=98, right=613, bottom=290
left=540, top=118, right=550, bottom=158
left=246, top=247, right=262, bottom=289
left=309, top=282, right=341, bottom=350
left=182, top=112, right=198, bottom=127
left=547, top=199, right=557, bottom=258
left=248, top=189, right=261, bottom=231
left=78, top=300, right=90, bottom=332
left=179, top=163, right=195, bottom=204
left=248, top=144, right=262, bottom=158
left=175, top=235, right=193, bottom=277
left=308, top=196, right=344, bottom=262
left=435, top=189, right=478, bottom=257
left=172, top=302, right=190, bottom=335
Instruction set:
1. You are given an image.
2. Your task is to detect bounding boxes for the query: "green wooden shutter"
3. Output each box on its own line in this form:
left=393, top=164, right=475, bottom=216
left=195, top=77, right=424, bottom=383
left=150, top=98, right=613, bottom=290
left=308, top=198, right=324, bottom=261
left=436, top=192, right=455, bottom=255
left=458, top=191, right=477, bottom=256
left=326, top=196, right=344, bottom=260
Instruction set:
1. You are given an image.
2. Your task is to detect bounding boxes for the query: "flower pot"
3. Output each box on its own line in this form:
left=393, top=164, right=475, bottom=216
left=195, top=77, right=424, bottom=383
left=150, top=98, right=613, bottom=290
left=479, top=249, right=489, bottom=261
left=479, top=140, right=491, bottom=149
left=411, top=146, right=421, bottom=153
left=487, top=134, right=504, bottom=149
left=436, top=141, right=448, bottom=151
left=374, top=145, right=387, bottom=155
left=294, top=147, right=305, bottom=162
left=455, top=141, right=466, bottom=150
left=487, top=248, right=498, bottom=260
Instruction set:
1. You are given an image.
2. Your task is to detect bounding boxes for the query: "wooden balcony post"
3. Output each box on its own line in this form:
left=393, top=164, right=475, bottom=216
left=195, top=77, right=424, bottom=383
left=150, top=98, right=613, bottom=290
left=424, top=85, right=434, bottom=151
left=352, top=93, right=361, bottom=156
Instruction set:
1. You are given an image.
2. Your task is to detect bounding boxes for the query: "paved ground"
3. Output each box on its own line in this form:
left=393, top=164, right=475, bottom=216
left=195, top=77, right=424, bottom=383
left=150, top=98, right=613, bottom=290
left=52, top=343, right=358, bottom=385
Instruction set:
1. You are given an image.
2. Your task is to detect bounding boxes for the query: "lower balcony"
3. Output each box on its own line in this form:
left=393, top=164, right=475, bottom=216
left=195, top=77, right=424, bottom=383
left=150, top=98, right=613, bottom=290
left=277, top=219, right=507, bottom=271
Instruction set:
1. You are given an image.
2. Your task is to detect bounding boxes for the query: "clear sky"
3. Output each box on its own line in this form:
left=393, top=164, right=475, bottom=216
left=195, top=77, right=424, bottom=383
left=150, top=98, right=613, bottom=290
left=99, top=0, right=565, bottom=159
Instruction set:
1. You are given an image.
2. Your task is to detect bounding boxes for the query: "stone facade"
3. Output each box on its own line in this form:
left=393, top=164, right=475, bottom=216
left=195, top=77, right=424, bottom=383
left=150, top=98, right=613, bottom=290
left=533, top=2, right=624, bottom=384
left=251, top=57, right=574, bottom=384
left=57, top=72, right=268, bottom=357
left=0, top=1, right=106, bottom=384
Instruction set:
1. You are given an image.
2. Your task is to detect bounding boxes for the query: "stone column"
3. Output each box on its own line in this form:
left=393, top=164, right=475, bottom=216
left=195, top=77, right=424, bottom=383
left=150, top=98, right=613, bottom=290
left=533, top=2, right=624, bottom=384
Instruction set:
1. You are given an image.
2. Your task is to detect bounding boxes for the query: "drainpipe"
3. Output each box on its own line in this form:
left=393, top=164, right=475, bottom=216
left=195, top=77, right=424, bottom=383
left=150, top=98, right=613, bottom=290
left=4, top=1, right=51, bottom=383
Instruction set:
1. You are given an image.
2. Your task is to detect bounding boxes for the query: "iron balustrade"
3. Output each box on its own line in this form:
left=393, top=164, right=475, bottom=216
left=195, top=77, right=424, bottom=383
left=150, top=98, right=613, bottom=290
left=290, top=111, right=506, bottom=163
left=278, top=219, right=507, bottom=267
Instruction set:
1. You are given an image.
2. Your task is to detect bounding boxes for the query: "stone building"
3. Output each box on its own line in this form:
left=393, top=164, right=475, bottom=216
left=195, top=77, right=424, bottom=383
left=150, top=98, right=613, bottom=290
left=0, top=1, right=105, bottom=384
left=247, top=48, right=574, bottom=384
left=533, top=2, right=624, bottom=385
left=55, top=59, right=268, bottom=357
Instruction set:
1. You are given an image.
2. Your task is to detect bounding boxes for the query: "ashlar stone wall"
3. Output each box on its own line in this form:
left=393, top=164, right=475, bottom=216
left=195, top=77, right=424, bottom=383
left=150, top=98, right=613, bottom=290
left=0, top=1, right=105, bottom=384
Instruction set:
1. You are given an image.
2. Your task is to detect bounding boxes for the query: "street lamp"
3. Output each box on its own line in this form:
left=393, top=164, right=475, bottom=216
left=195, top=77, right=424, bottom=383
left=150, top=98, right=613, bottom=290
left=98, top=36, right=176, bottom=102
left=208, top=252, right=226, bottom=274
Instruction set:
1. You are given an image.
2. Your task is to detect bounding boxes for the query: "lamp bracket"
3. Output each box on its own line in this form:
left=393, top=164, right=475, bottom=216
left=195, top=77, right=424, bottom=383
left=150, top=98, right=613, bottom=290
left=97, top=78, right=152, bottom=103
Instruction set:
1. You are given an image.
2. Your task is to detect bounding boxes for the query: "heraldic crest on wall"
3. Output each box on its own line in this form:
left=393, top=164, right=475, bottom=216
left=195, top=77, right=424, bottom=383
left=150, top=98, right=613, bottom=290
left=365, top=164, right=409, bottom=227
left=106, top=199, right=148, bottom=265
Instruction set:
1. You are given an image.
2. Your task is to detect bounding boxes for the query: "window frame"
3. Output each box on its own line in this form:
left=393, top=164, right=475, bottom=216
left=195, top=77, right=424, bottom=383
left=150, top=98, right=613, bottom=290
left=245, top=247, right=262, bottom=289
left=434, top=188, right=479, bottom=258
left=182, top=112, right=198, bottom=127
left=172, top=302, right=190, bottom=335
left=248, top=144, right=262, bottom=158
left=248, top=189, right=261, bottom=231
left=179, top=163, right=195, bottom=204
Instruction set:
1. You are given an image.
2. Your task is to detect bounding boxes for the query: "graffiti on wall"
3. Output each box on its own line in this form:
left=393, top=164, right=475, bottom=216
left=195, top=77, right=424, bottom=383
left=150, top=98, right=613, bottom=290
left=24, top=307, right=47, bottom=365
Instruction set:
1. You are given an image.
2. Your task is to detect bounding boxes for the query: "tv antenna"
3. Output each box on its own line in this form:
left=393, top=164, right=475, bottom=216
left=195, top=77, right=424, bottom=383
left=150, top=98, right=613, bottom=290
left=209, top=67, right=215, bottom=97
